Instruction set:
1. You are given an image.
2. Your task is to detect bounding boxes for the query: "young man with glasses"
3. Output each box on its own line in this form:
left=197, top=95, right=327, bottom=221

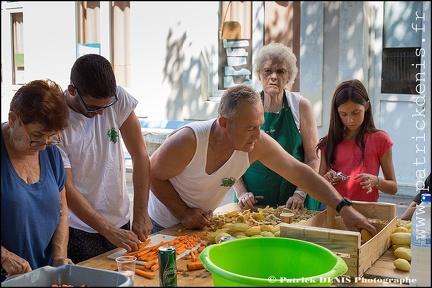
left=56, top=54, right=152, bottom=264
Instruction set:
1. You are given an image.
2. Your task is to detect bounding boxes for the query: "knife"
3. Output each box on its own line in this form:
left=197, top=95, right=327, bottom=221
left=202, top=210, right=213, bottom=217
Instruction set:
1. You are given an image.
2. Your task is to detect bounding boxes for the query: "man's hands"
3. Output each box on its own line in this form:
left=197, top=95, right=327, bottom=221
left=132, top=214, right=153, bottom=242
left=105, top=227, right=141, bottom=253
left=178, top=207, right=212, bottom=230
left=339, top=205, right=377, bottom=236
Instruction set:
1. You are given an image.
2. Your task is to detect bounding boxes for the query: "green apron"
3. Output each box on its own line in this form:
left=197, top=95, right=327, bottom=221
left=235, top=91, right=321, bottom=210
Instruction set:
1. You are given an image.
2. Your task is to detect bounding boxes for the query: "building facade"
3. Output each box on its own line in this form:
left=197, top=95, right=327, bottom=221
left=1, top=1, right=430, bottom=193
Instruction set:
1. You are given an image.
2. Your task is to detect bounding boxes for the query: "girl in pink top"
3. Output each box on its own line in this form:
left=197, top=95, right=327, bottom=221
left=316, top=79, right=398, bottom=202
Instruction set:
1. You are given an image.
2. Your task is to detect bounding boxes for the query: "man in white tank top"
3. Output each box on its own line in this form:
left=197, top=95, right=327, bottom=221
left=148, top=84, right=377, bottom=237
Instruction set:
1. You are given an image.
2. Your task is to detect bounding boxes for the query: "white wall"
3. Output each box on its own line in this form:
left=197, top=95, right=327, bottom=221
left=129, top=2, right=219, bottom=120
left=1, top=1, right=76, bottom=122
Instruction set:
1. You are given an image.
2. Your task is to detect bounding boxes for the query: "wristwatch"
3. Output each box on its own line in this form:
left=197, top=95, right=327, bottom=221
left=336, top=197, right=352, bottom=213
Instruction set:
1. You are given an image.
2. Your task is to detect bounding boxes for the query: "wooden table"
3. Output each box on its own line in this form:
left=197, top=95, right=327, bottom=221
left=78, top=203, right=410, bottom=287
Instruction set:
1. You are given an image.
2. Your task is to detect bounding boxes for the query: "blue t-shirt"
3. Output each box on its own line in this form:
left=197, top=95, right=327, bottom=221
left=1, top=123, right=66, bottom=281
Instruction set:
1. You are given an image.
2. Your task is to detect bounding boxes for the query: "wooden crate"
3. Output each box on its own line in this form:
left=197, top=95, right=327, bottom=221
left=280, top=201, right=397, bottom=277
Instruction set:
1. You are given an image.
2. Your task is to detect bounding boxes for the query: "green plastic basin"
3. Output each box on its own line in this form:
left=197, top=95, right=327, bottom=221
left=199, top=237, right=347, bottom=287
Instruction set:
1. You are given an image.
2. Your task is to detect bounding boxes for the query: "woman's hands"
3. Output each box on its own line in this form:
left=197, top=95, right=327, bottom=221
left=355, top=173, right=379, bottom=194
left=239, top=192, right=306, bottom=210
left=52, top=257, right=74, bottom=267
left=286, top=193, right=305, bottom=210
left=237, top=192, right=257, bottom=211
left=323, top=170, right=350, bottom=185
left=323, top=170, right=379, bottom=194
left=1, top=247, right=32, bottom=278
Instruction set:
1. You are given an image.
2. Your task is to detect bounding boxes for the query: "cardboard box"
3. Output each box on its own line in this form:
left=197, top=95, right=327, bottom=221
left=2, top=264, right=133, bottom=287
left=280, top=201, right=397, bottom=277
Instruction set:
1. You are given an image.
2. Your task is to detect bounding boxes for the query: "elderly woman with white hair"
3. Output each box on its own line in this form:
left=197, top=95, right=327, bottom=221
left=234, top=42, right=321, bottom=211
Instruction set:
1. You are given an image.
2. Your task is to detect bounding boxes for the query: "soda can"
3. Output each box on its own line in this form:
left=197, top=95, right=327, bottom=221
left=158, top=245, right=177, bottom=287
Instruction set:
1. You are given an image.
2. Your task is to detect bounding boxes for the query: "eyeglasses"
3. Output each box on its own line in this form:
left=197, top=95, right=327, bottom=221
left=19, top=117, right=61, bottom=147
left=260, top=68, right=288, bottom=78
left=74, top=85, right=118, bottom=113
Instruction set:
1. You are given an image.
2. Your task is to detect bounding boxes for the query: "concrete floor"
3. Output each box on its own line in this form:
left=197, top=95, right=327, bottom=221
left=127, top=171, right=415, bottom=219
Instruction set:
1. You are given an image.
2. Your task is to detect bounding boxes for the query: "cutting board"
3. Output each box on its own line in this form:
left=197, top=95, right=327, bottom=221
left=107, top=234, right=195, bottom=265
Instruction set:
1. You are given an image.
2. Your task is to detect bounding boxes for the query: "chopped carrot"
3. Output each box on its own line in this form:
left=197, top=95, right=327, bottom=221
left=139, top=238, right=152, bottom=248
left=190, top=250, right=198, bottom=262
left=124, top=251, right=138, bottom=257
left=150, top=263, right=159, bottom=272
left=124, top=238, right=151, bottom=256
left=138, top=252, right=158, bottom=262
left=187, top=261, right=205, bottom=271
left=197, top=246, right=206, bottom=253
left=175, top=245, right=187, bottom=255
left=135, top=264, right=146, bottom=270
left=135, top=269, right=156, bottom=279
left=144, top=259, right=158, bottom=269
left=123, top=234, right=204, bottom=268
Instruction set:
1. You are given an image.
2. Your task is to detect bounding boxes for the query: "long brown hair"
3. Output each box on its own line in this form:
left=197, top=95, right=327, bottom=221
left=316, top=79, right=379, bottom=168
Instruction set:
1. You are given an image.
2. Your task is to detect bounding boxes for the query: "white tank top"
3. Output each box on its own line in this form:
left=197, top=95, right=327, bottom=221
left=148, top=119, right=250, bottom=228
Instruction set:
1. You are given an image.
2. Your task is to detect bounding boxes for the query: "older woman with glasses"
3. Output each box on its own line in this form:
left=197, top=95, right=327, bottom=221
left=57, top=54, right=152, bottom=264
left=1, top=79, right=72, bottom=281
left=234, top=43, right=321, bottom=211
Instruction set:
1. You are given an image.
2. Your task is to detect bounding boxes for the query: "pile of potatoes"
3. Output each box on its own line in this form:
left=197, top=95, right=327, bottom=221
left=206, top=207, right=320, bottom=244
left=207, top=222, right=281, bottom=244
left=391, top=220, right=412, bottom=272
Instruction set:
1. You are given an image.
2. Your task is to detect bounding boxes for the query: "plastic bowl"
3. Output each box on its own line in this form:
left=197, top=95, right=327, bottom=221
left=1, top=264, right=133, bottom=287
left=199, top=237, right=347, bottom=287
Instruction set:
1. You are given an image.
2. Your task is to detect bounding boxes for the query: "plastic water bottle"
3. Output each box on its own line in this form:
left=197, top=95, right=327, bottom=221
left=410, top=193, right=431, bottom=287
